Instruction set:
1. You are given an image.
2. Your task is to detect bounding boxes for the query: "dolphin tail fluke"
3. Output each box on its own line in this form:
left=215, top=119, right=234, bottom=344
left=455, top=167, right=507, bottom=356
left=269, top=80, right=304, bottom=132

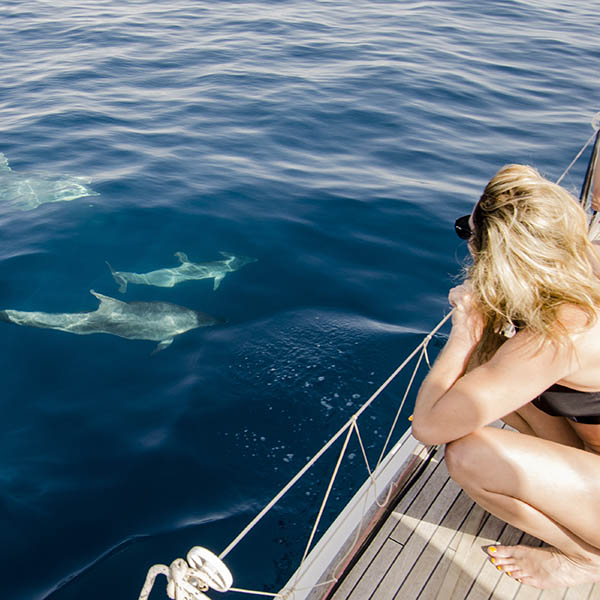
left=213, top=274, right=225, bottom=291
left=151, top=338, right=173, bottom=355
left=106, top=261, right=128, bottom=293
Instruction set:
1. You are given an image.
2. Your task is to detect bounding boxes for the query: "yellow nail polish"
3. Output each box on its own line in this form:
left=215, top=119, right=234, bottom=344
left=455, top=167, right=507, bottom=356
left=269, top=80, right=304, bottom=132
left=496, top=566, right=502, bottom=571
left=408, top=415, right=413, bottom=421
left=507, top=572, right=512, bottom=577
left=490, top=558, right=496, bottom=564
left=488, top=546, right=497, bottom=553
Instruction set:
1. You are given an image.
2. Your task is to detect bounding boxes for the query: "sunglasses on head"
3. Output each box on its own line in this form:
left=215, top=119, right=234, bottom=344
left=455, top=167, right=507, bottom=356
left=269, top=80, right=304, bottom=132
left=454, top=214, right=472, bottom=240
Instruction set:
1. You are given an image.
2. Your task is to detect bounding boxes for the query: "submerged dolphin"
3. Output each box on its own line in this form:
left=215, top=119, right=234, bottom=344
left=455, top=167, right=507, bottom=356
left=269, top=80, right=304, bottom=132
left=106, top=251, right=257, bottom=293
left=0, top=290, right=219, bottom=353
left=0, top=152, right=98, bottom=211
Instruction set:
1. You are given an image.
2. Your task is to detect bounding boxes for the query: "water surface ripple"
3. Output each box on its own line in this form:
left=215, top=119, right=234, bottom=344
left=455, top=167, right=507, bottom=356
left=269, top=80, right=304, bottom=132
left=0, top=1, right=598, bottom=598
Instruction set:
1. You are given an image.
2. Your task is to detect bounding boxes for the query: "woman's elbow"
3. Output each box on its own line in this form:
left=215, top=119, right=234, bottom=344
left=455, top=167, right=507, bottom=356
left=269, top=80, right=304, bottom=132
left=411, top=417, right=444, bottom=446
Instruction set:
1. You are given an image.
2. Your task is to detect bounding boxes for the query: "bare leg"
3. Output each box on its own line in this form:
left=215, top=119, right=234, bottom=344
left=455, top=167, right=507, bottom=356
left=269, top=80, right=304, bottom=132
left=445, top=427, right=600, bottom=588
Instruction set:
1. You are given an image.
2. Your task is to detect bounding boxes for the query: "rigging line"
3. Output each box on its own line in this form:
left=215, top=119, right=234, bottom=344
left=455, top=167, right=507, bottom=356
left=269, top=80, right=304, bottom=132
left=579, top=128, right=600, bottom=210
left=295, top=422, right=355, bottom=580
left=281, top=578, right=340, bottom=598
left=219, top=416, right=353, bottom=560
left=328, top=348, right=431, bottom=582
left=353, top=422, right=393, bottom=508
left=556, top=126, right=599, bottom=185
left=219, top=310, right=453, bottom=560
left=329, top=477, right=375, bottom=580
left=288, top=323, right=449, bottom=594
left=350, top=418, right=394, bottom=507
left=354, top=420, right=374, bottom=479
left=286, top=330, right=446, bottom=594
left=423, top=340, right=432, bottom=368
left=352, top=418, right=395, bottom=509
left=354, top=419, right=393, bottom=507
left=375, top=342, right=430, bottom=470
left=352, top=421, right=393, bottom=508
left=228, top=588, right=283, bottom=597
left=316, top=422, right=421, bottom=593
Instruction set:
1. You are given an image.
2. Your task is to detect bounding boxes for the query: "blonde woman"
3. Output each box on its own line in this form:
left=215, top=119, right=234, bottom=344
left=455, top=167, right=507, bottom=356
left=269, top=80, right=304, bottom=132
left=411, top=164, right=600, bottom=589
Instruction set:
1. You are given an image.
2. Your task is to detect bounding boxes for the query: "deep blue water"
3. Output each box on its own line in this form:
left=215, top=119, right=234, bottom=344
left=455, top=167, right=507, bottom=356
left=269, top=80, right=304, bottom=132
left=1, top=1, right=599, bottom=599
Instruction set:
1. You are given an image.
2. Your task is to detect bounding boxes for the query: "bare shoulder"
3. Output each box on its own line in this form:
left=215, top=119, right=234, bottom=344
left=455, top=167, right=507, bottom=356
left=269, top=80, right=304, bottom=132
left=554, top=304, right=600, bottom=387
left=556, top=303, right=596, bottom=330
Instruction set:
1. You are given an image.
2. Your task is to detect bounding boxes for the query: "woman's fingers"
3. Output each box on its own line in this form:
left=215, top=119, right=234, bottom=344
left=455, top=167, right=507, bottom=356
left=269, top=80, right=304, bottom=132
left=448, top=282, right=485, bottom=344
left=448, top=282, right=475, bottom=309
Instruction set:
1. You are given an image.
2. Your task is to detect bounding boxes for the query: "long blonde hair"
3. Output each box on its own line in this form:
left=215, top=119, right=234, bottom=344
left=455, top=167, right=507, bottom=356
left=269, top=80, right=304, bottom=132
left=466, top=164, right=600, bottom=360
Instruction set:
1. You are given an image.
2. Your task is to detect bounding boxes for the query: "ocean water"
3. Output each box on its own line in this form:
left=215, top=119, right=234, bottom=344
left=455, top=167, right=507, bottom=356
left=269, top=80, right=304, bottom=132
left=1, top=1, right=599, bottom=598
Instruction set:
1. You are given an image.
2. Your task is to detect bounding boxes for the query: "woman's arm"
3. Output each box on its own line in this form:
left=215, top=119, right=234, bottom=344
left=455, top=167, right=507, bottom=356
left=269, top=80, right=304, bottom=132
left=411, top=285, right=579, bottom=445
left=411, top=282, right=484, bottom=444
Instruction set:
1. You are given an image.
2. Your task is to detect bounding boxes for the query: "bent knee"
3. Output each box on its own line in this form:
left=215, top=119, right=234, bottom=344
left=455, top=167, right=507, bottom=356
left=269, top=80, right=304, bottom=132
left=445, top=429, right=498, bottom=485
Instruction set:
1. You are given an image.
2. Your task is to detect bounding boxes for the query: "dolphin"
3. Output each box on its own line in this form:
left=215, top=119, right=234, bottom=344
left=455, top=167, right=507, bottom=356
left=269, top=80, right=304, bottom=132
left=0, top=290, right=219, bottom=353
left=106, top=251, right=257, bottom=293
left=0, top=152, right=98, bottom=211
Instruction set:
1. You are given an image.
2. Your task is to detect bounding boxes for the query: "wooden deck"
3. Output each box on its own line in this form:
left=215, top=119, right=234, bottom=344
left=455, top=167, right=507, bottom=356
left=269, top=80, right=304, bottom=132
left=329, top=441, right=599, bottom=600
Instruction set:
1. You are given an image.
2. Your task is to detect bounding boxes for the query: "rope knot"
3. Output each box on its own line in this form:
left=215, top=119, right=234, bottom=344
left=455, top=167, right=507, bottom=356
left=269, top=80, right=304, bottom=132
left=138, top=547, right=233, bottom=600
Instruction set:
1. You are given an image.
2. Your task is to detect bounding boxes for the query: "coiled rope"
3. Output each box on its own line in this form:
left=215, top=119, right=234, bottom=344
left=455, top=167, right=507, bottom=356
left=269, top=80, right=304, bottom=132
left=138, top=112, right=600, bottom=600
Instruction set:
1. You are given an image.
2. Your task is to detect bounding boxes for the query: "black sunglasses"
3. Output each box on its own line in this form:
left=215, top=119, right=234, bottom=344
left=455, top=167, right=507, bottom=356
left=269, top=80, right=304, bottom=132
left=454, top=214, right=472, bottom=240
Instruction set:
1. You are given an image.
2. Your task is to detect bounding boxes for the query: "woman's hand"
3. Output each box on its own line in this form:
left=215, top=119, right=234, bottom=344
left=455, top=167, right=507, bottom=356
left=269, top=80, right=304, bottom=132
left=448, top=281, right=485, bottom=349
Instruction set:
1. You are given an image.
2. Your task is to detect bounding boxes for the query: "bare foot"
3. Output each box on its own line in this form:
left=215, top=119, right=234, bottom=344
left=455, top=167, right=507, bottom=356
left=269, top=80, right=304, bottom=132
left=484, top=544, right=600, bottom=589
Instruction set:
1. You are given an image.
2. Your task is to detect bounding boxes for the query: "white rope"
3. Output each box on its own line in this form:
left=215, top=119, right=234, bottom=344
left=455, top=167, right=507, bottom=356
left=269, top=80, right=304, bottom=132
left=423, top=335, right=432, bottom=368
left=375, top=341, right=431, bottom=470
left=228, top=588, right=283, bottom=597
left=219, top=310, right=453, bottom=561
left=352, top=420, right=393, bottom=508
left=292, top=421, right=355, bottom=588
left=556, top=113, right=600, bottom=185
left=139, top=565, right=172, bottom=600
left=353, top=419, right=395, bottom=509
left=219, top=417, right=354, bottom=561
left=353, top=420, right=372, bottom=478
left=138, top=547, right=232, bottom=600
left=324, top=479, right=373, bottom=581
left=284, top=323, right=446, bottom=595
left=279, top=577, right=340, bottom=598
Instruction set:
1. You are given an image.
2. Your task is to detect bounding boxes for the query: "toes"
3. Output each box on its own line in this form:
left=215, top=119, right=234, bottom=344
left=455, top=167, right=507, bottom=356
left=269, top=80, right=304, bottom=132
left=488, top=555, right=517, bottom=570
left=486, top=544, right=514, bottom=559
left=493, top=563, right=517, bottom=574
left=505, top=566, right=525, bottom=577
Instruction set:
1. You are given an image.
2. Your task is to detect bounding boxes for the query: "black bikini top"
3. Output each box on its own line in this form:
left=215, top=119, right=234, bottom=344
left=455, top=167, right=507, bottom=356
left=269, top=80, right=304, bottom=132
left=534, top=383, right=600, bottom=424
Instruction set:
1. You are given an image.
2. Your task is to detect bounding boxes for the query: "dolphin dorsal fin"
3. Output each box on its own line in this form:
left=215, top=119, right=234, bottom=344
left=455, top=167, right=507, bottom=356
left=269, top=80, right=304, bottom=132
left=175, top=251, right=189, bottom=264
left=219, top=251, right=235, bottom=261
left=0, top=153, right=11, bottom=172
left=90, top=289, right=126, bottom=309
